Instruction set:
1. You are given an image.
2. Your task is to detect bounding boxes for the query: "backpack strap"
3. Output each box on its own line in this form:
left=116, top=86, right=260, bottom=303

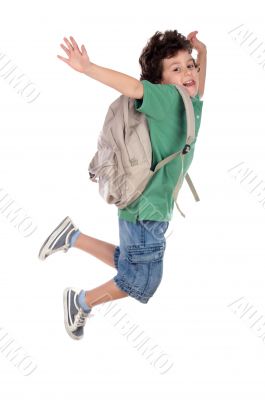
left=153, top=85, right=199, bottom=217
left=185, top=173, right=200, bottom=201
left=172, top=85, right=199, bottom=217
left=174, top=84, right=196, bottom=147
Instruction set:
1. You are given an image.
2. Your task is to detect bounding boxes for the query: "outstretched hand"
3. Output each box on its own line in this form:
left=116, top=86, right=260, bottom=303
left=187, top=31, right=207, bottom=53
left=57, top=36, right=92, bottom=73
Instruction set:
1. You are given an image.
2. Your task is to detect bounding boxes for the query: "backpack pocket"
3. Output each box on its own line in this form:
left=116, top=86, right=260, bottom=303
left=90, top=147, right=115, bottom=175
left=89, top=145, right=126, bottom=206
left=123, top=120, right=152, bottom=170
left=98, top=149, right=125, bottom=204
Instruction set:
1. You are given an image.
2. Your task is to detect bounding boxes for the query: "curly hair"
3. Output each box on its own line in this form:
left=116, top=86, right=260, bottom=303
left=138, top=29, right=200, bottom=84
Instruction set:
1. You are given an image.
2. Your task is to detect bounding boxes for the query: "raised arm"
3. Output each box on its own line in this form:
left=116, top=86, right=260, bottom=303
left=187, top=31, right=207, bottom=98
left=196, top=48, right=207, bottom=98
left=84, top=63, right=143, bottom=99
left=57, top=36, right=143, bottom=99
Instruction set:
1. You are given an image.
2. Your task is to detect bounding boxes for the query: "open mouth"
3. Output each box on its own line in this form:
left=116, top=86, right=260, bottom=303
left=183, top=80, right=195, bottom=87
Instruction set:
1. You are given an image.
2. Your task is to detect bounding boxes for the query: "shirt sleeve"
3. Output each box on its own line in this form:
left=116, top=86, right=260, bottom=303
left=134, top=80, right=178, bottom=120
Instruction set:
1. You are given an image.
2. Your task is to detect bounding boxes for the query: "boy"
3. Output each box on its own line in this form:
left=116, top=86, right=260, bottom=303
left=39, top=29, right=207, bottom=340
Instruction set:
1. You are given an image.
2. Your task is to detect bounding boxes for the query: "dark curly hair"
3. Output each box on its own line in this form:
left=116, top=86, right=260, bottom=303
left=138, top=29, right=200, bottom=84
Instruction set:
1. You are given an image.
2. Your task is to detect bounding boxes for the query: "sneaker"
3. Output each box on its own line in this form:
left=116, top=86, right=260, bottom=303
left=38, top=216, right=79, bottom=261
left=63, top=287, right=92, bottom=340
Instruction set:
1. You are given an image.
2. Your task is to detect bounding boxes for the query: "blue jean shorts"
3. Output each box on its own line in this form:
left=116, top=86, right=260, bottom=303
left=113, top=218, right=169, bottom=304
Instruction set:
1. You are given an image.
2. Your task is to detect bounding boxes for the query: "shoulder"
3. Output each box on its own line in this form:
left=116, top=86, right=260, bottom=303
left=134, top=80, right=178, bottom=103
left=133, top=80, right=178, bottom=120
left=142, top=79, right=176, bottom=92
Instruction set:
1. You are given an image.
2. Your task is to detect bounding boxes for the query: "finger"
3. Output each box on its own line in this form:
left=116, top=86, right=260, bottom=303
left=60, top=43, right=70, bottom=55
left=63, top=37, right=74, bottom=51
left=81, top=44, right=87, bottom=55
left=187, top=33, right=195, bottom=41
left=69, top=36, right=80, bottom=51
left=187, top=31, right=198, bottom=39
left=57, top=54, right=70, bottom=64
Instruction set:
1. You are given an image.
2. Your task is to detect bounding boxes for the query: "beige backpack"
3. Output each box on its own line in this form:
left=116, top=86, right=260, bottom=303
left=88, top=84, right=200, bottom=218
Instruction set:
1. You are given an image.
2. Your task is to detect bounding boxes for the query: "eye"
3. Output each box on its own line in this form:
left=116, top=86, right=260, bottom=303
left=173, top=64, right=195, bottom=72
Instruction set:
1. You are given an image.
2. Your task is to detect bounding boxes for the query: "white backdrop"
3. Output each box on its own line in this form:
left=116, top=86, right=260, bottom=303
left=1, top=0, right=265, bottom=398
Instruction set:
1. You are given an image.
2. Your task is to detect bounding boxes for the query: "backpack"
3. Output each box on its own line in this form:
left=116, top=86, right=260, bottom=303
left=88, top=83, right=200, bottom=218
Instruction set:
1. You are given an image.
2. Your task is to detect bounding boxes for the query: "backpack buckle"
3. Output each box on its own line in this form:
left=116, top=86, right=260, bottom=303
left=182, top=144, right=191, bottom=154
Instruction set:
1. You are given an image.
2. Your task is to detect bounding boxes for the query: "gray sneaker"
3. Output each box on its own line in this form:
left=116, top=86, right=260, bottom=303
left=63, top=287, right=92, bottom=340
left=38, top=216, right=79, bottom=261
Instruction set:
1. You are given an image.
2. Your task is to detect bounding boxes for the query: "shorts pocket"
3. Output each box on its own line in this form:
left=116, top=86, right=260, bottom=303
left=126, top=243, right=165, bottom=264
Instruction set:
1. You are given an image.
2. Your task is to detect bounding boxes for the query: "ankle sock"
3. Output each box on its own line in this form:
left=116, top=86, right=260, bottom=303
left=78, top=290, right=92, bottom=313
left=69, top=229, right=81, bottom=247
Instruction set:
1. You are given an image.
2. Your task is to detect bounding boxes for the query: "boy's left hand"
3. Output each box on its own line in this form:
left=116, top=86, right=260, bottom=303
left=187, top=31, right=207, bottom=53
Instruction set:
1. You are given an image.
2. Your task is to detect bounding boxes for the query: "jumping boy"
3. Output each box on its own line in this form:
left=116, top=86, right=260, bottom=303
left=38, top=29, right=207, bottom=340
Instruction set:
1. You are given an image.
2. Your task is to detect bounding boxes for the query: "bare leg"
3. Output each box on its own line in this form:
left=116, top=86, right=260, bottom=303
left=72, top=233, right=129, bottom=307
left=85, top=278, right=129, bottom=308
left=73, top=232, right=117, bottom=268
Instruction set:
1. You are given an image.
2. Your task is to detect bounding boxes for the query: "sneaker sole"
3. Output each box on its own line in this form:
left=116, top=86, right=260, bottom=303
left=38, top=216, right=74, bottom=261
left=63, top=287, right=83, bottom=340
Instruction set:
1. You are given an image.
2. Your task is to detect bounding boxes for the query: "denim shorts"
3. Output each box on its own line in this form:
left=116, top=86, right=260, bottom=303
left=113, top=218, right=169, bottom=304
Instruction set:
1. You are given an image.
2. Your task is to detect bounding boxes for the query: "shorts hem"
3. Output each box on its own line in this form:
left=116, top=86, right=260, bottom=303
left=113, top=276, right=151, bottom=304
left=113, top=246, right=120, bottom=269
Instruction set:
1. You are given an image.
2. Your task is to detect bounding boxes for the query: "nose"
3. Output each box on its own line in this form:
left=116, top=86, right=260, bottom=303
left=183, top=67, right=193, bottom=76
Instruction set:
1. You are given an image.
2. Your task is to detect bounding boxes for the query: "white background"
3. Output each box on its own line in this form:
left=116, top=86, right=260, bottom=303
left=1, top=0, right=265, bottom=398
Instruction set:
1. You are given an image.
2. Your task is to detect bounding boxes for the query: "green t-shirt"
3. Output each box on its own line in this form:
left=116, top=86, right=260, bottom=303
left=118, top=79, right=204, bottom=223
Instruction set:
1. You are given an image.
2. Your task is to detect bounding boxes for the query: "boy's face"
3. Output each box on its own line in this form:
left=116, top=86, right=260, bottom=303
left=160, top=50, right=199, bottom=97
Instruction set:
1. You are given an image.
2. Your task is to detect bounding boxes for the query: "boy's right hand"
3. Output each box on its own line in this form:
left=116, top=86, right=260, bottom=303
left=57, top=36, right=92, bottom=74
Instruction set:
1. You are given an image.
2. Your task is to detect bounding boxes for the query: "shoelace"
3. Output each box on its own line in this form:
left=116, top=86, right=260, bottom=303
left=73, top=308, right=90, bottom=329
